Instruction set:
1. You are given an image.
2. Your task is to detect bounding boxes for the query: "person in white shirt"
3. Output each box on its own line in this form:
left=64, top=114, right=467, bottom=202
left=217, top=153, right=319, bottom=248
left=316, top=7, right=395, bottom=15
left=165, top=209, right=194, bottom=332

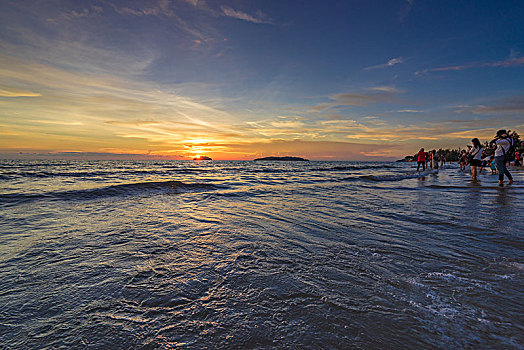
left=489, top=130, right=514, bottom=185
left=469, top=138, right=483, bottom=181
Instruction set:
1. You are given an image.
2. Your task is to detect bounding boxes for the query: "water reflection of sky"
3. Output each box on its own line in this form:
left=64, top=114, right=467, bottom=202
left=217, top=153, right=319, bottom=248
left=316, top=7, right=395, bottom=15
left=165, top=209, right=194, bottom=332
left=1, top=160, right=523, bottom=348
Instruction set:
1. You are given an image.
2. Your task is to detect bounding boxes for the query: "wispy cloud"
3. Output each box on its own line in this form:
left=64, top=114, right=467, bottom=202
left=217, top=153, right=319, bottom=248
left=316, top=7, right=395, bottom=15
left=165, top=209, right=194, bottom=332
left=399, top=0, right=414, bottom=22
left=439, top=128, right=499, bottom=140
left=0, top=24, right=157, bottom=77
left=209, top=139, right=406, bottom=161
left=112, top=0, right=173, bottom=17
left=0, top=54, right=247, bottom=157
left=270, top=120, right=305, bottom=128
left=96, top=1, right=209, bottom=40
left=397, top=109, right=422, bottom=113
left=367, top=86, right=402, bottom=93
left=184, top=0, right=200, bottom=7
left=0, top=87, right=41, bottom=97
left=29, top=120, right=83, bottom=126
left=313, top=87, right=402, bottom=110
left=61, top=5, right=103, bottom=20
left=364, top=57, right=404, bottom=70
left=220, top=6, right=271, bottom=24
left=416, top=56, right=524, bottom=76
left=469, top=95, right=524, bottom=114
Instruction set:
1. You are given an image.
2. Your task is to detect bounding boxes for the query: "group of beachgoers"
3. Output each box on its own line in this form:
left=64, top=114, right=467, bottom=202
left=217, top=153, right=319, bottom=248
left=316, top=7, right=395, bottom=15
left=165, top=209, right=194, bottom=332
left=416, top=149, right=446, bottom=172
left=416, top=129, right=521, bottom=185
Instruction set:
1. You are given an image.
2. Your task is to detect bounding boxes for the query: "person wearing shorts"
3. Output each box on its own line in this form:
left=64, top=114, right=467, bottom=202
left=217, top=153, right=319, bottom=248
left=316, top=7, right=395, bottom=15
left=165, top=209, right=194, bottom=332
left=469, top=138, right=483, bottom=181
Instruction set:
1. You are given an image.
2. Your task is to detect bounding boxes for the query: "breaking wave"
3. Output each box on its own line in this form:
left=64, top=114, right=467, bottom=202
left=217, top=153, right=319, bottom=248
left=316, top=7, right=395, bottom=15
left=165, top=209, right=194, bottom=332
left=0, top=180, right=219, bottom=206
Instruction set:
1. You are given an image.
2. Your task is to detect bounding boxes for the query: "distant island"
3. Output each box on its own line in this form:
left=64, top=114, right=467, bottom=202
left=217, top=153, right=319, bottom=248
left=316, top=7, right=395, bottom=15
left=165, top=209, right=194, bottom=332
left=193, top=156, right=212, bottom=160
left=254, top=156, right=309, bottom=161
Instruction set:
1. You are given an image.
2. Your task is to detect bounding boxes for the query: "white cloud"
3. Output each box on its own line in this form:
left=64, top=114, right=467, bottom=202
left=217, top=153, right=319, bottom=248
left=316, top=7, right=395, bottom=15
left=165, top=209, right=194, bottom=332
left=220, top=6, right=271, bottom=24
left=270, top=120, right=304, bottom=128
left=114, top=0, right=173, bottom=17
left=364, top=57, right=404, bottom=70
left=397, top=109, right=422, bottom=113
left=367, top=86, right=402, bottom=93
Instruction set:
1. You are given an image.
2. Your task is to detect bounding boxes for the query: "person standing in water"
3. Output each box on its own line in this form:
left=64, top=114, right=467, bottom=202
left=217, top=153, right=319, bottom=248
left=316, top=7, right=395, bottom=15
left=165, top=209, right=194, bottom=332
left=469, top=138, right=483, bottom=182
left=490, top=130, right=514, bottom=185
left=459, top=150, right=467, bottom=171
left=439, top=150, right=446, bottom=167
left=430, top=150, right=439, bottom=169
left=416, top=148, right=426, bottom=171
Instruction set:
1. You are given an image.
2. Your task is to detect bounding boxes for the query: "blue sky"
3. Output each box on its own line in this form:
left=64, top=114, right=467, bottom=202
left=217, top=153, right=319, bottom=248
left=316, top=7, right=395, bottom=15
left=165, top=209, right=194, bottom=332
left=1, top=0, right=523, bottom=160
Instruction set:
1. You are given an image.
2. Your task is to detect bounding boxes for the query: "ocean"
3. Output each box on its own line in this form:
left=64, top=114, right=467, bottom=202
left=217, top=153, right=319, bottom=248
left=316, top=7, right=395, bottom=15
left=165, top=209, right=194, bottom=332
left=1, top=160, right=523, bottom=349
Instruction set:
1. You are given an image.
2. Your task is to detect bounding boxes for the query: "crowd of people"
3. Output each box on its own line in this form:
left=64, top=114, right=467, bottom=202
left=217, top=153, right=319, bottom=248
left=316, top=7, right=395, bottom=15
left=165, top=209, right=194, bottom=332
left=416, top=148, right=446, bottom=172
left=416, top=129, right=522, bottom=185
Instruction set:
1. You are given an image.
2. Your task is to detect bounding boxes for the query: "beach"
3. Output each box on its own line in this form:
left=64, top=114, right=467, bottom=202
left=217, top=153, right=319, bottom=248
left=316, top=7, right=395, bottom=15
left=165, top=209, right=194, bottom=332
left=1, top=160, right=523, bottom=348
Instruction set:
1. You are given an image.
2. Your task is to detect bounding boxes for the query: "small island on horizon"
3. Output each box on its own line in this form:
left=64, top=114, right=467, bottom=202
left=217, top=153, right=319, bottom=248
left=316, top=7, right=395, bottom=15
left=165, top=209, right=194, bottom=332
left=254, top=156, right=309, bottom=161
left=193, top=155, right=212, bottom=160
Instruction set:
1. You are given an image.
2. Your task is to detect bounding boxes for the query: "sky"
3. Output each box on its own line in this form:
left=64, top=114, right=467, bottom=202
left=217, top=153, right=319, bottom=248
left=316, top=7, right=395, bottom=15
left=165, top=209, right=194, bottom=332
left=1, top=0, right=523, bottom=160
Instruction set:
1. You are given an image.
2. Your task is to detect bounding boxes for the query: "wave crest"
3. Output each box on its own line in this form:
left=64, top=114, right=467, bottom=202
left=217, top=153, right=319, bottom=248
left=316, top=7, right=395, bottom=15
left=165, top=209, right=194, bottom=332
left=0, top=180, right=219, bottom=207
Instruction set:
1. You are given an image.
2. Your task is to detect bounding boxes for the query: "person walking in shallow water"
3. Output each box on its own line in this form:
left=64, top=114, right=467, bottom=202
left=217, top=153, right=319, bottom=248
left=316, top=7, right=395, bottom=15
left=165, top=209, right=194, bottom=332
left=469, top=138, right=483, bottom=182
left=459, top=150, right=467, bottom=171
left=416, top=148, right=426, bottom=171
left=490, top=129, right=514, bottom=185
left=430, top=150, right=439, bottom=169
left=439, top=150, right=446, bottom=167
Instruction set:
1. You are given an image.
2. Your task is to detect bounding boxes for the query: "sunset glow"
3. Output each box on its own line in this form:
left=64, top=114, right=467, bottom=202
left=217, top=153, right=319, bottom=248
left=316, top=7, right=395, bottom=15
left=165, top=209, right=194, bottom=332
left=1, top=1, right=523, bottom=160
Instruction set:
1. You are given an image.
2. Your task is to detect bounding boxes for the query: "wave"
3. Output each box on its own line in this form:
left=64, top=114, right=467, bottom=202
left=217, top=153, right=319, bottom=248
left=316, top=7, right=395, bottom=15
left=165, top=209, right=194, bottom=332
left=0, top=180, right=219, bottom=207
left=356, top=169, right=439, bottom=182
left=312, top=164, right=398, bottom=172
left=242, top=168, right=305, bottom=174
left=0, top=168, right=212, bottom=179
left=426, top=184, right=524, bottom=191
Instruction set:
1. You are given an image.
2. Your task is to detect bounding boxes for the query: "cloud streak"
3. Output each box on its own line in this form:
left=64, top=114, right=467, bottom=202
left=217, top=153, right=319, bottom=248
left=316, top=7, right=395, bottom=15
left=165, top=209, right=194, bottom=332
left=220, top=6, right=271, bottom=24
left=364, top=57, right=404, bottom=70
left=313, top=87, right=402, bottom=110
left=469, top=95, right=524, bottom=114
left=0, top=87, right=41, bottom=97
left=416, top=56, right=524, bottom=75
left=399, top=0, right=414, bottom=22
left=111, top=0, right=173, bottom=17
left=0, top=53, right=247, bottom=158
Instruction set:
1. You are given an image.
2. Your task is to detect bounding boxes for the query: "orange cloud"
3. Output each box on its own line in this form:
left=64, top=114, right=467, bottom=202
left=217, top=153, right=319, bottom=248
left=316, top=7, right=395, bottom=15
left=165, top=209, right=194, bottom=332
left=0, top=87, right=41, bottom=97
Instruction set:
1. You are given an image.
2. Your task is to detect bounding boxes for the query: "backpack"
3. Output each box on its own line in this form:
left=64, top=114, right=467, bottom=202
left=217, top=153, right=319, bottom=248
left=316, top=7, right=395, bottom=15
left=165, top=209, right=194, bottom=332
left=502, top=137, right=516, bottom=162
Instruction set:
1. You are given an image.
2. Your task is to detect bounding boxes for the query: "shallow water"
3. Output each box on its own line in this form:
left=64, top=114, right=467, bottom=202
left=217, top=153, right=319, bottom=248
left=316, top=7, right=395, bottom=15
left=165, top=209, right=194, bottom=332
left=1, top=160, right=523, bottom=349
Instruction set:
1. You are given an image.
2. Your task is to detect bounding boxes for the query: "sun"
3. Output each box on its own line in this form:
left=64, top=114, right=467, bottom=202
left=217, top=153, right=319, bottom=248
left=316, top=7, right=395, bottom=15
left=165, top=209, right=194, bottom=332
left=193, top=154, right=212, bottom=161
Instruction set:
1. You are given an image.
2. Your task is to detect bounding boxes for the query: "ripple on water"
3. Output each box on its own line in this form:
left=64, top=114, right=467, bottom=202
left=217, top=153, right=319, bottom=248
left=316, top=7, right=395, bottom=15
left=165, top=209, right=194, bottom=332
left=0, top=161, right=523, bottom=348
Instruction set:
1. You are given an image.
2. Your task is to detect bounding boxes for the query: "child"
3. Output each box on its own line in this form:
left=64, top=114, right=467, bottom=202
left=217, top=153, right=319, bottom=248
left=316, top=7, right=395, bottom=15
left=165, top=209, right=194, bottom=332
left=480, top=154, right=489, bottom=173
left=489, top=156, right=497, bottom=175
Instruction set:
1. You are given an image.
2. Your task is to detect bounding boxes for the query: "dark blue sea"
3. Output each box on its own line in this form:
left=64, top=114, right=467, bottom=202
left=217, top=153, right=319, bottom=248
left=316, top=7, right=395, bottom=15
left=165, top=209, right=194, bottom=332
left=1, top=160, right=523, bottom=349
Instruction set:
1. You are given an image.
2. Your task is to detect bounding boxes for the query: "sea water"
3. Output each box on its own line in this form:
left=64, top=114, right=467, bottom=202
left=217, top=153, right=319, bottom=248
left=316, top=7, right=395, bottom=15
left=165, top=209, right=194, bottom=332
left=0, top=160, right=523, bottom=349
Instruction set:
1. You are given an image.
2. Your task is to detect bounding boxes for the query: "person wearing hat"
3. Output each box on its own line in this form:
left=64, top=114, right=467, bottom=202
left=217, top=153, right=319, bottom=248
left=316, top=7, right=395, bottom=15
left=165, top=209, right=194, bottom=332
left=489, top=129, right=514, bottom=185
